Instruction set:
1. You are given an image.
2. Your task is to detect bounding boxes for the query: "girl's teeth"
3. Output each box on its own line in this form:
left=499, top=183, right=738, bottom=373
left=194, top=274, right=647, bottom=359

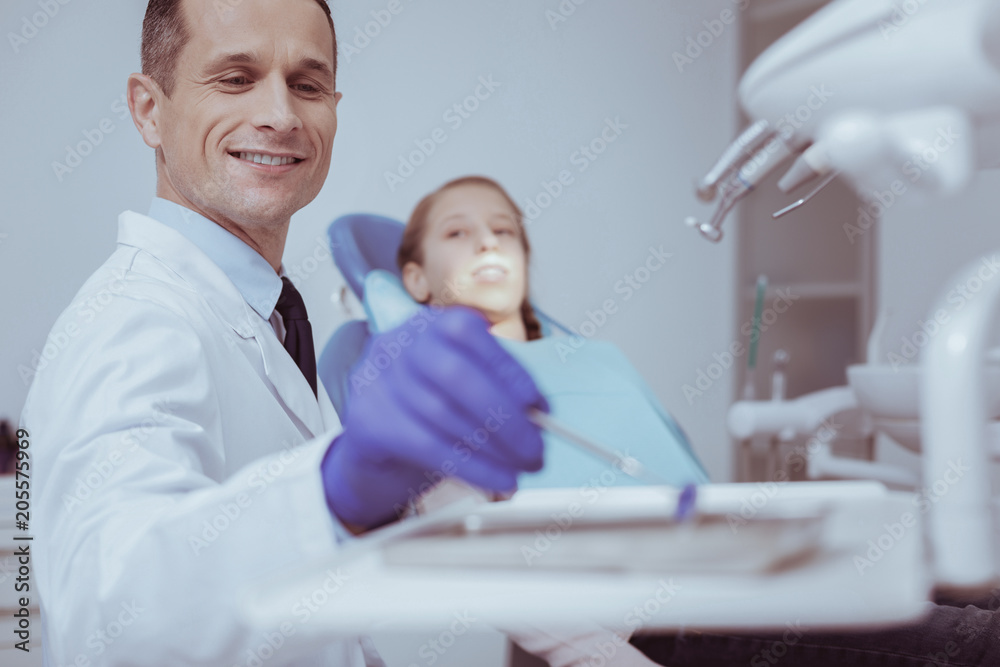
left=476, top=267, right=505, bottom=280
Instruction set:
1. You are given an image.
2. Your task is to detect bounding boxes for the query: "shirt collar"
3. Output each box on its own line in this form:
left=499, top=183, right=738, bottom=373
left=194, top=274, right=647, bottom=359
left=147, top=197, right=283, bottom=320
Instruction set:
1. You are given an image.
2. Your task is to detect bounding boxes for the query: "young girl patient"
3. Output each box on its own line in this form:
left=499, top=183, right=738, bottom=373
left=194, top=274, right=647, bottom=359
left=359, top=175, right=705, bottom=667
left=392, top=175, right=708, bottom=491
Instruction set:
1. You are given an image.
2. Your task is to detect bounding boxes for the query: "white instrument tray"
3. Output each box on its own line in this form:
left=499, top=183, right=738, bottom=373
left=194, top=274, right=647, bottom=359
left=241, top=482, right=932, bottom=636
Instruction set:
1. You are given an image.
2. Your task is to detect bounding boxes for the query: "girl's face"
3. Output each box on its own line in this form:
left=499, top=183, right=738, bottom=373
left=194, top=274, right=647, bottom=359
left=402, top=183, right=527, bottom=325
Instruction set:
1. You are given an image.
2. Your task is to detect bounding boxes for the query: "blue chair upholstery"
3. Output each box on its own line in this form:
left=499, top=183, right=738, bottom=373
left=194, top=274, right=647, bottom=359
left=328, top=214, right=406, bottom=301
left=317, top=318, right=370, bottom=418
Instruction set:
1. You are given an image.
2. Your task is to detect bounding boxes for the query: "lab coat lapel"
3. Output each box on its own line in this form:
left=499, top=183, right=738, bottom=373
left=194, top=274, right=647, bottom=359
left=252, top=317, right=328, bottom=438
left=317, top=380, right=342, bottom=431
left=119, top=211, right=336, bottom=439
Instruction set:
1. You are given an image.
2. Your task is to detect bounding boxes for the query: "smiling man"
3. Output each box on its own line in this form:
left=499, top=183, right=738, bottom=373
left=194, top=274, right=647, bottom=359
left=132, top=0, right=341, bottom=270
left=21, top=0, right=549, bottom=664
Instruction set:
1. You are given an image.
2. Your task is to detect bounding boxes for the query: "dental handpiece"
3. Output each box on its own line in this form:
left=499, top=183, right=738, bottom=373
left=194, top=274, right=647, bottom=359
left=686, top=138, right=795, bottom=242
left=696, top=119, right=775, bottom=202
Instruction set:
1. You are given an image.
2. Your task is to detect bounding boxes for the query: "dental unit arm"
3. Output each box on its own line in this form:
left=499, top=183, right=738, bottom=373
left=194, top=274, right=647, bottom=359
left=697, top=0, right=1000, bottom=593
left=691, top=0, right=1000, bottom=243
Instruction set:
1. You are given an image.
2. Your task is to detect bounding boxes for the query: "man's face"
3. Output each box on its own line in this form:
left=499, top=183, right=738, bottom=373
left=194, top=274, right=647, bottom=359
left=153, top=0, right=340, bottom=232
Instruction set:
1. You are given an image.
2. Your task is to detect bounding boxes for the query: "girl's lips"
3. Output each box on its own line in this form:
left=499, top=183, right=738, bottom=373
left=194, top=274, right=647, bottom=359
left=472, top=265, right=509, bottom=282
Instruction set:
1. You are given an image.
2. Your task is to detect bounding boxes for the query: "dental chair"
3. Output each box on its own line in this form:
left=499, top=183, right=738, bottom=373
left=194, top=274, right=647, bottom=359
left=318, top=213, right=567, bottom=416
left=317, top=213, right=404, bottom=416
left=319, top=214, right=708, bottom=667
left=319, top=213, right=708, bottom=490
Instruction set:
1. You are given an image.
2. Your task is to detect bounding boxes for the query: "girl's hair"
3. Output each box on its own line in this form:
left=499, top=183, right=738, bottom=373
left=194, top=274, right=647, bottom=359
left=397, top=175, right=543, bottom=341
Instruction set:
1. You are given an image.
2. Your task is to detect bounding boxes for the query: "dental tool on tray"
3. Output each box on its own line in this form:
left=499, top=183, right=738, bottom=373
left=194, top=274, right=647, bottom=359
left=527, top=408, right=698, bottom=521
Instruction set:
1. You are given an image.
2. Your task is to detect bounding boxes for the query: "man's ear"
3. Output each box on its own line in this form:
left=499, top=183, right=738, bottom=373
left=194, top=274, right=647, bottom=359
left=401, top=262, right=430, bottom=303
left=127, top=73, right=165, bottom=149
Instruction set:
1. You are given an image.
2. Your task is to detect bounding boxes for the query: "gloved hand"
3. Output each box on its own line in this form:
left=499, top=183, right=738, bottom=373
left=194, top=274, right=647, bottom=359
left=321, top=306, right=549, bottom=529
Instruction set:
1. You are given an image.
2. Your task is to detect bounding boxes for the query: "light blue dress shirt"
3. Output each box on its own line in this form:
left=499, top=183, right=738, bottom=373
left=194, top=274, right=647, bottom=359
left=147, top=197, right=285, bottom=322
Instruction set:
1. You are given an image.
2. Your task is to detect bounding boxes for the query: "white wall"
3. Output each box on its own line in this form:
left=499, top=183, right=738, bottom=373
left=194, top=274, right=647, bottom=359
left=877, top=170, right=1000, bottom=358
left=0, top=1, right=738, bottom=664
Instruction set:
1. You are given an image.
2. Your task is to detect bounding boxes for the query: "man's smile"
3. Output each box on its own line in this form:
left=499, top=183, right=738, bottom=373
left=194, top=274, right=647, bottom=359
left=229, top=150, right=305, bottom=168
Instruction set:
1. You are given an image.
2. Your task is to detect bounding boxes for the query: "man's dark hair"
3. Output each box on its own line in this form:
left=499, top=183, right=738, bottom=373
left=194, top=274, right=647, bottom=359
left=141, top=0, right=338, bottom=98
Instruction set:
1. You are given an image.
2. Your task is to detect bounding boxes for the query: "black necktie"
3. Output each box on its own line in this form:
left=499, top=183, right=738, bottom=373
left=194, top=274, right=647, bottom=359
left=275, top=277, right=318, bottom=398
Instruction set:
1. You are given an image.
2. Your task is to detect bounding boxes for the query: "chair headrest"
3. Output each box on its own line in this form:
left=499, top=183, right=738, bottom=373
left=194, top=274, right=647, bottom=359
left=328, top=214, right=406, bottom=300
left=329, top=213, right=565, bottom=338
left=362, top=270, right=422, bottom=333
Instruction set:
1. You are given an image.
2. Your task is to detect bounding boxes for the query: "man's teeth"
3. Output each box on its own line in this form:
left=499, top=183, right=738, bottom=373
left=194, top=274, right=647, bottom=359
left=237, top=152, right=299, bottom=166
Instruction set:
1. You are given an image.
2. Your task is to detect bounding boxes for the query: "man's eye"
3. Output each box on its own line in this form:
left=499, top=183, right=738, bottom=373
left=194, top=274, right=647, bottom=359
left=221, top=76, right=251, bottom=86
left=293, top=83, right=322, bottom=94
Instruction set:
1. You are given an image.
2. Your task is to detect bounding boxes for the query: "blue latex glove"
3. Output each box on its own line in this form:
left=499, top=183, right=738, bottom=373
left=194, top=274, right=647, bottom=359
left=321, top=307, right=549, bottom=529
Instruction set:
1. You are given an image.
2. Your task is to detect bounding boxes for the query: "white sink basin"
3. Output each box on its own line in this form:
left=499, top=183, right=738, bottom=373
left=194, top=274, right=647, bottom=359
left=876, top=418, right=1000, bottom=457
left=847, top=364, right=1000, bottom=420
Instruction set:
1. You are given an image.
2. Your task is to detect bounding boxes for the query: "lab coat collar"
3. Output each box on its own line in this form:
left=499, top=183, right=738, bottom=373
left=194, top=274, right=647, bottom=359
left=116, top=210, right=333, bottom=438
left=146, top=197, right=282, bottom=321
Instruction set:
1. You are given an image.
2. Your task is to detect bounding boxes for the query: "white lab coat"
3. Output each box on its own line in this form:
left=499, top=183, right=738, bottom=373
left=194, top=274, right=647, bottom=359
left=21, top=211, right=368, bottom=666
